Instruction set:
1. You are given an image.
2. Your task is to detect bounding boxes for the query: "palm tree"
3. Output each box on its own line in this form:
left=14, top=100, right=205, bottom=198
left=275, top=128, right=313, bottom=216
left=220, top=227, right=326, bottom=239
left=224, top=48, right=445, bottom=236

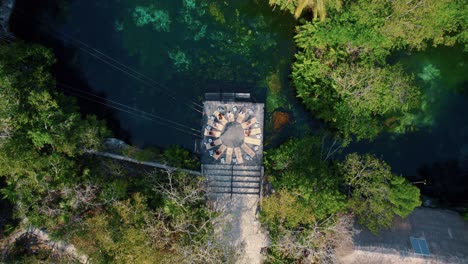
left=297, top=0, right=343, bottom=20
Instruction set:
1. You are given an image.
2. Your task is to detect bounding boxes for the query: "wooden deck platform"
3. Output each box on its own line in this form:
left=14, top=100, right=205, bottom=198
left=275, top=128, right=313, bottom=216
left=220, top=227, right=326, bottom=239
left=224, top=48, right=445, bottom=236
left=200, top=95, right=264, bottom=196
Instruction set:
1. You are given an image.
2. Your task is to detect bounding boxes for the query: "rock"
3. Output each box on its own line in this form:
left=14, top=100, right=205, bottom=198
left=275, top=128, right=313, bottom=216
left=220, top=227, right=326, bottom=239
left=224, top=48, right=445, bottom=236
left=272, top=111, right=291, bottom=131
left=104, top=137, right=129, bottom=150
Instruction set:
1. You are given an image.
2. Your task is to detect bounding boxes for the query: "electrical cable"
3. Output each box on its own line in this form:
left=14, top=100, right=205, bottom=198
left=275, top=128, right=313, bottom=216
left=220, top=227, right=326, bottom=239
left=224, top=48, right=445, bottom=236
left=6, top=6, right=206, bottom=137
left=58, top=82, right=200, bottom=133
left=69, top=37, right=203, bottom=109
left=64, top=89, right=201, bottom=138
left=9, top=6, right=204, bottom=113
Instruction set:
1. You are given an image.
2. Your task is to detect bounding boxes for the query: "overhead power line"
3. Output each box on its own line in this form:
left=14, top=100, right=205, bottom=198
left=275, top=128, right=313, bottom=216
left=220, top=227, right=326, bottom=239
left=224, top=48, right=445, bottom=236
left=63, top=88, right=201, bottom=138
left=5, top=5, right=208, bottom=138
left=9, top=6, right=203, bottom=114
left=58, top=82, right=200, bottom=134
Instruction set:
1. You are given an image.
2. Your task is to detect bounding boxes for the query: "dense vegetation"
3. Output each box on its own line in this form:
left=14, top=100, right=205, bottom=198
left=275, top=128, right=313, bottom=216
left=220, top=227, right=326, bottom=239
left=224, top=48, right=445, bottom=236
left=260, top=136, right=420, bottom=262
left=258, top=0, right=467, bottom=262
left=271, top=0, right=467, bottom=142
left=0, top=0, right=467, bottom=263
left=0, top=42, right=235, bottom=263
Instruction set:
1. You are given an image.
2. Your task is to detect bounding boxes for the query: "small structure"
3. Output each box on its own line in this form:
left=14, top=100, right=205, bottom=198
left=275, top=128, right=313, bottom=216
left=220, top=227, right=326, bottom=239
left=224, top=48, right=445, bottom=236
left=410, top=237, right=430, bottom=256
left=200, top=93, right=264, bottom=196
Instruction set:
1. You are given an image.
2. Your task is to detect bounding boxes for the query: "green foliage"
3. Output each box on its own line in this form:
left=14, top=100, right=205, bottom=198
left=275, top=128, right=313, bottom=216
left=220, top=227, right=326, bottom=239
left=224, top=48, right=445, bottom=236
left=388, top=176, right=423, bottom=218
left=0, top=34, right=213, bottom=264
left=288, top=0, right=467, bottom=142
left=265, top=71, right=289, bottom=113
left=162, top=145, right=199, bottom=170
left=293, top=23, right=420, bottom=142
left=0, top=42, right=110, bottom=233
left=133, top=146, right=160, bottom=161
left=0, top=43, right=110, bottom=156
left=268, top=0, right=342, bottom=20
left=261, top=136, right=349, bottom=262
left=74, top=195, right=165, bottom=263
left=265, top=136, right=347, bottom=221
left=340, top=153, right=421, bottom=233
left=370, top=0, right=466, bottom=49
left=260, top=188, right=315, bottom=230
left=68, top=170, right=224, bottom=263
left=118, top=143, right=198, bottom=173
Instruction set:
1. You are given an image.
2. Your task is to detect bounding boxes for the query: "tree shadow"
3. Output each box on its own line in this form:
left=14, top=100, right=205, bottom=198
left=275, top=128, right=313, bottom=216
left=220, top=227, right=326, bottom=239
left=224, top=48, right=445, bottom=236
left=418, top=159, right=468, bottom=207
left=10, top=0, right=131, bottom=142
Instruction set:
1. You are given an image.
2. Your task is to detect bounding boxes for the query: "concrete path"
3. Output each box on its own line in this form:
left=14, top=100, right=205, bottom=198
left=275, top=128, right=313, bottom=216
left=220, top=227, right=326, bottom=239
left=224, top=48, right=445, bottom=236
left=342, top=208, right=468, bottom=263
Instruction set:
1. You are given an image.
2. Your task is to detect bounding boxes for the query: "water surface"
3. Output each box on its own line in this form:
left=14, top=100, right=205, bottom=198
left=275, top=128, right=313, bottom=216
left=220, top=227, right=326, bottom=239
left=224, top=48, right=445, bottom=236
left=11, top=0, right=296, bottom=148
left=9, top=1, right=468, bottom=205
left=348, top=46, right=468, bottom=205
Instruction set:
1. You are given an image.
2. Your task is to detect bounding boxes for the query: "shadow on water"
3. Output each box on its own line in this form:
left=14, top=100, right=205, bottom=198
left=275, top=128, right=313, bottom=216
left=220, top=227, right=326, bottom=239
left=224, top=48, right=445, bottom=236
left=10, top=0, right=131, bottom=142
left=9, top=0, right=298, bottom=150
left=10, top=0, right=466, bottom=206
left=348, top=45, right=468, bottom=206
left=418, top=160, right=468, bottom=206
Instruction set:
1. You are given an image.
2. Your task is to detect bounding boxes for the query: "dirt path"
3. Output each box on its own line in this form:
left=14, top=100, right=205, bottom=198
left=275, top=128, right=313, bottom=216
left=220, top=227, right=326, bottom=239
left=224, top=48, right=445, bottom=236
left=213, top=194, right=269, bottom=264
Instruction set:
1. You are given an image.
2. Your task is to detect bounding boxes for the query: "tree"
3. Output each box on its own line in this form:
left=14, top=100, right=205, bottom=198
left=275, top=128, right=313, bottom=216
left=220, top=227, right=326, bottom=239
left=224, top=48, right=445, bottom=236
left=266, top=136, right=347, bottom=220
left=266, top=213, right=355, bottom=263
left=0, top=77, right=16, bottom=142
left=351, top=0, right=468, bottom=49
left=261, top=188, right=316, bottom=230
left=0, top=41, right=236, bottom=262
left=262, top=136, right=353, bottom=262
left=74, top=194, right=164, bottom=264
left=293, top=24, right=421, bottom=142
left=329, top=63, right=420, bottom=141
left=162, top=145, right=199, bottom=170
left=288, top=0, right=467, bottom=141
left=0, top=42, right=110, bottom=231
left=340, top=153, right=421, bottom=233
left=268, top=0, right=342, bottom=20
left=70, top=171, right=239, bottom=264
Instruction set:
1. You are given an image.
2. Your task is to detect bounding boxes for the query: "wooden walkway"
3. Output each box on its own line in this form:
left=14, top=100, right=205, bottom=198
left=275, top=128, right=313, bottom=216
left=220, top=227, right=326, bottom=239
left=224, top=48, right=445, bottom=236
left=200, top=93, right=264, bottom=196
left=86, top=151, right=202, bottom=176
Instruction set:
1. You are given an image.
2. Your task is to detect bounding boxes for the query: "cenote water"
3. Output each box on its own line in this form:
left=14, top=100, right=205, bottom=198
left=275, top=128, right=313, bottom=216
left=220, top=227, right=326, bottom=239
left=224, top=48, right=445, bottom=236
left=10, top=0, right=299, bottom=148
left=9, top=0, right=468, bottom=205
left=348, top=46, right=468, bottom=206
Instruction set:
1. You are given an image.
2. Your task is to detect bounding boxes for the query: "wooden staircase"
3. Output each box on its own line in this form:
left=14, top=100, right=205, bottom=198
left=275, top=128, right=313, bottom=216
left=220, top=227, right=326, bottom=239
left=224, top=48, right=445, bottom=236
left=202, top=164, right=263, bottom=196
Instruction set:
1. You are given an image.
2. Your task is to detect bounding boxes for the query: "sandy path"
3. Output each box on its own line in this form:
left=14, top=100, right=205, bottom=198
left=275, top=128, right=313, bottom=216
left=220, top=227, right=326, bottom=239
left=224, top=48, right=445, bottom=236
left=213, top=194, right=269, bottom=264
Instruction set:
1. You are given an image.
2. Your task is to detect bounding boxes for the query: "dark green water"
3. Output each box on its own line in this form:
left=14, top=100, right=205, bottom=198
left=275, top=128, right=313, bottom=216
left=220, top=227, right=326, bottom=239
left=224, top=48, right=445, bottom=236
left=9, top=0, right=468, bottom=204
left=348, top=46, right=468, bottom=205
left=11, top=0, right=296, bottom=148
